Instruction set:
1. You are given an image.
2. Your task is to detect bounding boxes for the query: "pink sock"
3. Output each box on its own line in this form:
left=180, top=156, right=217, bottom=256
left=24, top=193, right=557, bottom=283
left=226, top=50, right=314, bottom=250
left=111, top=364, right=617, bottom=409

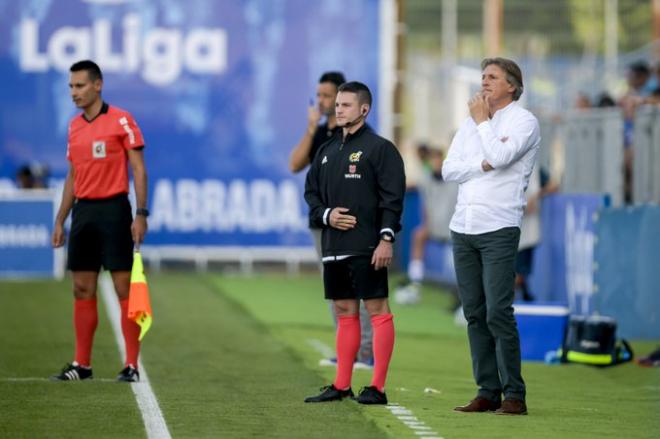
left=74, top=298, right=98, bottom=367
left=333, top=314, right=361, bottom=390
left=119, top=299, right=141, bottom=367
left=370, top=313, right=395, bottom=392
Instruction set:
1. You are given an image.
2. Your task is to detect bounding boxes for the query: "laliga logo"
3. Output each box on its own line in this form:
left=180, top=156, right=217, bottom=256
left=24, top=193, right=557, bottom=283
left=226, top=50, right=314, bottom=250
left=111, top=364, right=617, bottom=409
left=19, top=14, right=228, bottom=86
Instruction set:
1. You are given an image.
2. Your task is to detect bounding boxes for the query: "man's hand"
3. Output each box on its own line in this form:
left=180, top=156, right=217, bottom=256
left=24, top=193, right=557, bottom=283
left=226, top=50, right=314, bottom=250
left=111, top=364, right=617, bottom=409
left=51, top=223, right=66, bottom=248
left=481, top=160, right=494, bottom=172
left=329, top=207, right=357, bottom=231
left=371, top=240, right=393, bottom=270
left=131, top=216, right=148, bottom=248
left=307, top=105, right=322, bottom=135
left=469, top=92, right=490, bottom=125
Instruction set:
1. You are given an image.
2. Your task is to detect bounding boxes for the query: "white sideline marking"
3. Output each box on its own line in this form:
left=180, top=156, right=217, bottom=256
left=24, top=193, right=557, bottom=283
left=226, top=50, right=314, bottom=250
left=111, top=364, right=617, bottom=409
left=305, top=338, right=443, bottom=439
left=385, top=404, right=443, bottom=439
left=306, top=338, right=335, bottom=358
left=100, top=274, right=172, bottom=439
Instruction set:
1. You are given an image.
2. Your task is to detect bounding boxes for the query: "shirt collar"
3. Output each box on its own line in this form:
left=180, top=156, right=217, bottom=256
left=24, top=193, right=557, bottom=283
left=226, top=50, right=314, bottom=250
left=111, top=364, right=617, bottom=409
left=81, top=101, right=109, bottom=123
left=491, top=100, right=517, bottom=121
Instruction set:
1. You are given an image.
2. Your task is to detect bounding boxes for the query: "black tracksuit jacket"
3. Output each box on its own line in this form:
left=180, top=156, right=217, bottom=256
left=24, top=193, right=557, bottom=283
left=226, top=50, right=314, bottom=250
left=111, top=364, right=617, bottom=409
left=304, top=124, right=406, bottom=260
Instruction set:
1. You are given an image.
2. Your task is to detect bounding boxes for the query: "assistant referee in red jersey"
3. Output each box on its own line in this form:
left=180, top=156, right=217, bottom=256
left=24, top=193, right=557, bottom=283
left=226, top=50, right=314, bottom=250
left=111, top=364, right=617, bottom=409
left=51, top=60, right=148, bottom=382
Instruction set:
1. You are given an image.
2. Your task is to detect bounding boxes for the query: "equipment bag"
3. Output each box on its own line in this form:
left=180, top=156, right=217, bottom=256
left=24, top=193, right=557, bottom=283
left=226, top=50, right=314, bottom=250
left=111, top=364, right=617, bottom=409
left=560, top=315, right=634, bottom=367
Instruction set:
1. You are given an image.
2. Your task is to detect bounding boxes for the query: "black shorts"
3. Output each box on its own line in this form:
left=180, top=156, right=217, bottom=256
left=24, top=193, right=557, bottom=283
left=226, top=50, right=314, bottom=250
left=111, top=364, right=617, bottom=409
left=67, top=194, right=134, bottom=272
left=323, top=256, right=389, bottom=300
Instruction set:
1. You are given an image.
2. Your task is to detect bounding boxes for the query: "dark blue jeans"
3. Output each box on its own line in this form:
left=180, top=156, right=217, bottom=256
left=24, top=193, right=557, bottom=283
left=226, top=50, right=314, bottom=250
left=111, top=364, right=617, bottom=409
left=451, top=227, right=525, bottom=401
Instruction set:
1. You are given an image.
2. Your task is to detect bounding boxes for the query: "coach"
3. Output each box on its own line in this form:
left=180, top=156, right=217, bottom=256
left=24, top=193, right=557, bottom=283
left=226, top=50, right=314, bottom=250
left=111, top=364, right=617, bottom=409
left=442, top=58, right=540, bottom=415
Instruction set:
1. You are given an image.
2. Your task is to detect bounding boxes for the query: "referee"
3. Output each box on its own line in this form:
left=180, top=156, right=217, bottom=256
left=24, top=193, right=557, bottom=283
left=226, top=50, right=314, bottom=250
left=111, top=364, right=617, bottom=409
left=304, top=82, right=405, bottom=404
left=51, top=60, right=148, bottom=382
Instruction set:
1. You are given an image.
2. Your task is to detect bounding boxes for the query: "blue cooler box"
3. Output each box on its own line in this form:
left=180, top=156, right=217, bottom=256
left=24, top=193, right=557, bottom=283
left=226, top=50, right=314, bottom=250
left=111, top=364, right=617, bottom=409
left=514, top=303, right=569, bottom=361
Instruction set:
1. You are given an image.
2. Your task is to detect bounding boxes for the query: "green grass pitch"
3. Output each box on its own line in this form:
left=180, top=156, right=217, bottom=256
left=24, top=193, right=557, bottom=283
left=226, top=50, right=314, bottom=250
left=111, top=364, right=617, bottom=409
left=1, top=273, right=658, bottom=438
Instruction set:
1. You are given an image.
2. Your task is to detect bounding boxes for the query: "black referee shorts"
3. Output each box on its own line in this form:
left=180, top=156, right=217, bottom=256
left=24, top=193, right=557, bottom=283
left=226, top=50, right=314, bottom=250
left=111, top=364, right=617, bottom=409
left=323, top=256, right=389, bottom=301
left=67, top=194, right=134, bottom=272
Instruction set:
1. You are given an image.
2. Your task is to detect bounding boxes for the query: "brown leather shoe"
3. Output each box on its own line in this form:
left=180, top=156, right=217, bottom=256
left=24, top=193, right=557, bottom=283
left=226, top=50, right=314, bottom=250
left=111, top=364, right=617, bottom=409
left=454, top=397, right=501, bottom=412
left=494, top=399, right=528, bottom=415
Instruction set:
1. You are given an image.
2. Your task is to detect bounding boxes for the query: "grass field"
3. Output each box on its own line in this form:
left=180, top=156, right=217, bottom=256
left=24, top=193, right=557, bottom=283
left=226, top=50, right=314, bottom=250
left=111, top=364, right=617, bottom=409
left=1, top=272, right=659, bottom=438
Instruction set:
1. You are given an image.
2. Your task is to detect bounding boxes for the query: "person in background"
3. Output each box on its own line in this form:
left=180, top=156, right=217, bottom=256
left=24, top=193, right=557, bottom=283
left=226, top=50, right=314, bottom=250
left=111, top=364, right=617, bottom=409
left=394, top=144, right=458, bottom=306
left=514, top=166, right=558, bottom=302
left=15, top=164, right=49, bottom=189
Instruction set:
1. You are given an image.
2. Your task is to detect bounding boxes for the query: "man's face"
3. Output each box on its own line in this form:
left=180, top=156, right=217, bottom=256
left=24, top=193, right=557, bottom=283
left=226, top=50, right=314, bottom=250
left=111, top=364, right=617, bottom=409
left=481, top=64, right=515, bottom=103
left=69, top=70, right=102, bottom=109
left=316, top=82, right=338, bottom=115
left=335, top=91, right=367, bottom=127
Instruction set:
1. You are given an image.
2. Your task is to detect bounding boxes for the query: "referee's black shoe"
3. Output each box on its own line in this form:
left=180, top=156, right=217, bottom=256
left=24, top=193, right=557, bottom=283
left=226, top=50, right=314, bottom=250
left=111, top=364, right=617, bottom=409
left=304, top=384, right=354, bottom=403
left=355, top=386, right=388, bottom=405
left=50, top=362, right=93, bottom=381
left=117, top=365, right=140, bottom=382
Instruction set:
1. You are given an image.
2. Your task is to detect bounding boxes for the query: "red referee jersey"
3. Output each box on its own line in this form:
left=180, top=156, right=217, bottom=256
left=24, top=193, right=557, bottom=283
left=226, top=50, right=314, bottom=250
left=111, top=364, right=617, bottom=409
left=67, top=102, right=145, bottom=199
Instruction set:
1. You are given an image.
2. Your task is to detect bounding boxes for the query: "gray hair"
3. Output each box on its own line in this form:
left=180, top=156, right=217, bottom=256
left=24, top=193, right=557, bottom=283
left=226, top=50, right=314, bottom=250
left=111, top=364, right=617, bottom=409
left=481, top=57, right=524, bottom=101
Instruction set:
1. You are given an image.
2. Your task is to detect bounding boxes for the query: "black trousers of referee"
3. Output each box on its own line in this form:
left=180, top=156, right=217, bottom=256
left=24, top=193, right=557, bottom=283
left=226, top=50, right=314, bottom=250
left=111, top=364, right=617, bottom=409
left=451, top=227, right=526, bottom=402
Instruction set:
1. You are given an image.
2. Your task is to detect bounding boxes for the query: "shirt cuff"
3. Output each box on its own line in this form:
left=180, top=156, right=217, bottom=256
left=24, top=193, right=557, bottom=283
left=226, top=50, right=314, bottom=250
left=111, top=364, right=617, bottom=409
left=379, top=227, right=394, bottom=236
left=323, top=208, right=331, bottom=226
left=476, top=120, right=491, bottom=134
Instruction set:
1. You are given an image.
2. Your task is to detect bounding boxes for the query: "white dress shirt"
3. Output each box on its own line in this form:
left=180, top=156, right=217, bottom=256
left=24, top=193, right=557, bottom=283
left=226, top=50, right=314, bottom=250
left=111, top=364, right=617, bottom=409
left=442, top=101, right=541, bottom=235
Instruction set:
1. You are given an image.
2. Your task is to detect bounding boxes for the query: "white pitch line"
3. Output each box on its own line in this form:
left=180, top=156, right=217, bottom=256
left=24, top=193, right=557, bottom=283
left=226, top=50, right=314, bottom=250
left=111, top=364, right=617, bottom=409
left=100, top=274, right=172, bottom=439
left=306, top=338, right=335, bottom=358
left=385, top=404, right=444, bottom=439
left=304, top=338, right=443, bottom=439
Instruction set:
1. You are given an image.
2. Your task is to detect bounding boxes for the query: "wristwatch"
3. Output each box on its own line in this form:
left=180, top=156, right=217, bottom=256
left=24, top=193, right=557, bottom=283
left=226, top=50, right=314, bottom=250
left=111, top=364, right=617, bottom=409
left=136, top=208, right=150, bottom=217
left=380, top=231, right=394, bottom=243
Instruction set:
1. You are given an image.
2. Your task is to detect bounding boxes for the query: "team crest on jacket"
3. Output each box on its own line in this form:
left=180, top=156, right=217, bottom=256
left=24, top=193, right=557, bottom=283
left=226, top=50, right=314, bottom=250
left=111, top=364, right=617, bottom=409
left=349, top=151, right=363, bottom=162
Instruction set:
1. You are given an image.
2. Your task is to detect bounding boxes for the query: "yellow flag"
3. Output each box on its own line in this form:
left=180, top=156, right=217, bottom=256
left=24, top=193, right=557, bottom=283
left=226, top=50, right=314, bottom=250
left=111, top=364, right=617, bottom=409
left=128, top=252, right=152, bottom=340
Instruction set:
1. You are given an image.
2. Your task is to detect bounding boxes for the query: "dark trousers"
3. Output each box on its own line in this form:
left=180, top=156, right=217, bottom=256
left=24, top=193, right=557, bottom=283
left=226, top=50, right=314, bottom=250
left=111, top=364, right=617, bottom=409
left=451, top=227, right=526, bottom=401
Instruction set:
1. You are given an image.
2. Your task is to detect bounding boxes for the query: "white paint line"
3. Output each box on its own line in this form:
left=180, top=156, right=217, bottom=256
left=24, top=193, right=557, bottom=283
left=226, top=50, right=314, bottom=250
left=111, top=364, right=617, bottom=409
left=385, top=404, right=444, bottom=439
left=305, top=341, right=444, bottom=438
left=306, top=338, right=335, bottom=358
left=100, top=274, right=172, bottom=439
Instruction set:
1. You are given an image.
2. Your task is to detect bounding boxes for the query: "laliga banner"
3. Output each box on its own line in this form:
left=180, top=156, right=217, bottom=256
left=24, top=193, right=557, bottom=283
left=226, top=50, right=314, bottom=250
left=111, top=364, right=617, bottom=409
left=0, top=0, right=382, bottom=246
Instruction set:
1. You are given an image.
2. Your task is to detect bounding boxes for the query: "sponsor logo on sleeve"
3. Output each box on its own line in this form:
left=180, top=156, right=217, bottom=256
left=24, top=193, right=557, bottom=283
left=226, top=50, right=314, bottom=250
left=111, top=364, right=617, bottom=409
left=119, top=116, right=136, bottom=144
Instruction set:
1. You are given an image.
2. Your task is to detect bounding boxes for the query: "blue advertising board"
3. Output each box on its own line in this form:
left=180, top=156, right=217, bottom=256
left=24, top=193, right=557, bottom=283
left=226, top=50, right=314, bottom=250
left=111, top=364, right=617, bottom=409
left=0, top=191, right=64, bottom=278
left=592, top=206, right=660, bottom=339
left=404, top=192, right=608, bottom=315
left=0, top=0, right=384, bottom=247
left=528, top=193, right=609, bottom=313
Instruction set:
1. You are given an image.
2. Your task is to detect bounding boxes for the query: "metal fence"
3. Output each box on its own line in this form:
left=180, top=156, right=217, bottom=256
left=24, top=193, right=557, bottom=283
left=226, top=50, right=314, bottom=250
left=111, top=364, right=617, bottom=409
left=559, top=108, right=625, bottom=206
left=633, top=105, right=660, bottom=205
left=538, top=108, right=625, bottom=206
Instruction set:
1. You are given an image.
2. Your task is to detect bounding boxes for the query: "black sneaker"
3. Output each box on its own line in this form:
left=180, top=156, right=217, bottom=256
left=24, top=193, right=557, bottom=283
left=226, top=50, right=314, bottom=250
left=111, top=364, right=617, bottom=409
left=50, top=363, right=93, bottom=381
left=117, top=365, right=140, bottom=382
left=355, top=386, right=388, bottom=405
left=304, top=385, right=354, bottom=403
